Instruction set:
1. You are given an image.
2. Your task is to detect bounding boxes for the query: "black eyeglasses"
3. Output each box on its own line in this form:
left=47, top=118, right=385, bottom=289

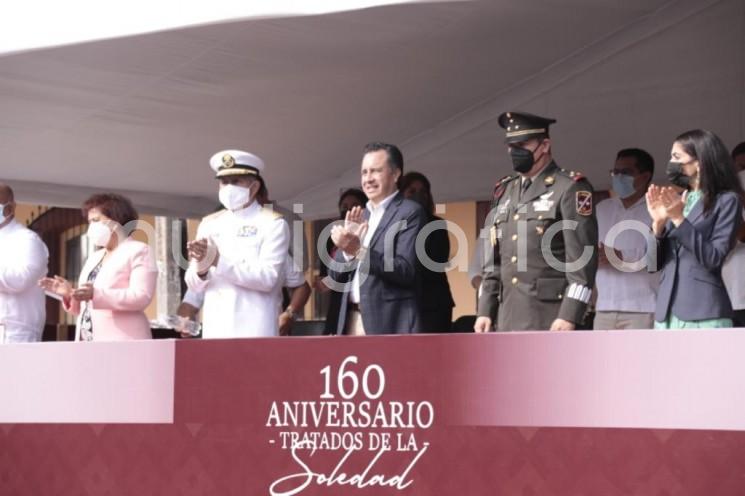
left=609, top=168, right=637, bottom=177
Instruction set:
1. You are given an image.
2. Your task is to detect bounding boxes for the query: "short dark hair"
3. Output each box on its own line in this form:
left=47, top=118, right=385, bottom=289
left=256, top=175, right=268, bottom=201
left=363, top=142, right=404, bottom=173
left=616, top=148, right=655, bottom=177
left=82, top=193, right=139, bottom=226
left=732, top=141, right=745, bottom=159
left=0, top=183, right=14, bottom=202
left=338, top=188, right=367, bottom=208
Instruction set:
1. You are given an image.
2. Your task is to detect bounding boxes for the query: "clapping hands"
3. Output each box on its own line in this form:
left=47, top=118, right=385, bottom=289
left=330, top=206, right=369, bottom=258
left=39, top=276, right=93, bottom=302
left=187, top=238, right=219, bottom=275
left=646, top=185, right=685, bottom=234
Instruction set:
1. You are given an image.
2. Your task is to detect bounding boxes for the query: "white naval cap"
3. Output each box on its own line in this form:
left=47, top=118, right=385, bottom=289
left=209, top=149, right=265, bottom=179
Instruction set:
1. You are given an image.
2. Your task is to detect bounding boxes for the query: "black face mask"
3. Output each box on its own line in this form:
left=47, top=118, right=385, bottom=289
left=666, top=161, right=692, bottom=189
left=510, top=142, right=543, bottom=173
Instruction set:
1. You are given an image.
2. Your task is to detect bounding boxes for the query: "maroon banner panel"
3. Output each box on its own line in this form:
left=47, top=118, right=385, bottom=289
left=2, top=332, right=745, bottom=495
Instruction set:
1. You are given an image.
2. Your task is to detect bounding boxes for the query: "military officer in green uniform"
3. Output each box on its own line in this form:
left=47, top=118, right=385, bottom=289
left=474, top=112, right=598, bottom=332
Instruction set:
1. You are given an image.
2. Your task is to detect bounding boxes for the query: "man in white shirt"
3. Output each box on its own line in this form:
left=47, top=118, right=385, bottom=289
left=0, top=184, right=49, bottom=343
left=722, top=143, right=745, bottom=327
left=184, top=150, right=289, bottom=338
left=594, top=149, right=660, bottom=330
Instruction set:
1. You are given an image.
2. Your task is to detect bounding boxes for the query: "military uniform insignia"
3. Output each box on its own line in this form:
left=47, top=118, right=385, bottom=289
left=490, top=225, right=498, bottom=247
left=497, top=198, right=511, bottom=215
left=576, top=191, right=593, bottom=216
left=238, top=225, right=258, bottom=237
left=222, top=154, right=236, bottom=168
left=261, top=206, right=284, bottom=220
left=532, top=191, right=554, bottom=212
left=492, top=175, right=515, bottom=201
left=544, top=175, right=555, bottom=185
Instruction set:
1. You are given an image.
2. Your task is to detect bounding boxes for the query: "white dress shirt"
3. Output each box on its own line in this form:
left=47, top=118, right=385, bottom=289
left=185, top=202, right=289, bottom=338
left=347, top=191, right=398, bottom=304
left=722, top=170, right=745, bottom=311
left=0, top=219, right=49, bottom=343
left=595, top=196, right=660, bottom=313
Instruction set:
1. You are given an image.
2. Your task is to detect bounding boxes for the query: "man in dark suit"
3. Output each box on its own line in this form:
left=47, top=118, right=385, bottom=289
left=327, top=142, right=427, bottom=335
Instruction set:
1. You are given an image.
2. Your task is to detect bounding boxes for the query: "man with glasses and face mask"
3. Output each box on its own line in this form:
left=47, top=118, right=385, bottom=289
left=185, top=150, right=290, bottom=338
left=474, top=112, right=598, bottom=332
left=0, top=183, right=49, bottom=343
left=594, top=149, right=660, bottom=330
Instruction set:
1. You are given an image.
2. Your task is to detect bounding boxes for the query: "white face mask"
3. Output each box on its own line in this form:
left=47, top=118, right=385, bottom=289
left=0, top=203, right=10, bottom=223
left=219, top=184, right=253, bottom=211
left=87, top=221, right=113, bottom=247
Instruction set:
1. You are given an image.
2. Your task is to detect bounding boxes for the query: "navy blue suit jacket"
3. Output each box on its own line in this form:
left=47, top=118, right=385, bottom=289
left=650, top=191, right=743, bottom=322
left=327, top=193, right=426, bottom=335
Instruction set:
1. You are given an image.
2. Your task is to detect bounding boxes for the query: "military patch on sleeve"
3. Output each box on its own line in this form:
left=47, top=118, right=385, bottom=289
left=576, top=191, right=593, bottom=216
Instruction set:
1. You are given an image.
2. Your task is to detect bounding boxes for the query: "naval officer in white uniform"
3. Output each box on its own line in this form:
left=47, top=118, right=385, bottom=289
left=185, top=150, right=289, bottom=338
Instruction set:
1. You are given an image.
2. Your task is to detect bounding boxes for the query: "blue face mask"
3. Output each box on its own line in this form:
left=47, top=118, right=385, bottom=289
left=611, top=174, right=636, bottom=199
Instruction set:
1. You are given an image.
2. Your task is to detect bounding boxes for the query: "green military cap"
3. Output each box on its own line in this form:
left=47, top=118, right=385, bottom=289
left=497, top=111, right=557, bottom=144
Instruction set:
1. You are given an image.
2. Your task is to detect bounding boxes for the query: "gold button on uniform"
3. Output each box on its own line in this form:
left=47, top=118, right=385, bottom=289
left=536, top=226, right=544, bottom=235
left=511, top=256, right=517, bottom=263
left=511, top=234, right=518, bottom=241
left=513, top=214, right=520, bottom=220
left=511, top=277, right=518, bottom=285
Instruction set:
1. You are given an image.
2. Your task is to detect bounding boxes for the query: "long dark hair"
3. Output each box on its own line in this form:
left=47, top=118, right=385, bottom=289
left=400, top=171, right=435, bottom=215
left=674, top=129, right=745, bottom=213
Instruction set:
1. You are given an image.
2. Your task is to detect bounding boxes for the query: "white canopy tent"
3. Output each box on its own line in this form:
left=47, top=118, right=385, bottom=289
left=1, top=0, right=743, bottom=219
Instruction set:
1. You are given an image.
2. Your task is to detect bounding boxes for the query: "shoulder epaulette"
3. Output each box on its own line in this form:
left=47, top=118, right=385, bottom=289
left=557, top=168, right=588, bottom=183
left=260, top=206, right=284, bottom=220
left=493, top=174, right=517, bottom=200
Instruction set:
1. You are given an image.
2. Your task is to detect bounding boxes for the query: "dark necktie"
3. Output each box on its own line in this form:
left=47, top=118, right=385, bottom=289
left=520, top=178, right=532, bottom=200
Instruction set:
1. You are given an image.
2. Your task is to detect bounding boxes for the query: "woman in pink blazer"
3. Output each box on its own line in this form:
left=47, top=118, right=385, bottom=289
left=40, top=194, right=157, bottom=341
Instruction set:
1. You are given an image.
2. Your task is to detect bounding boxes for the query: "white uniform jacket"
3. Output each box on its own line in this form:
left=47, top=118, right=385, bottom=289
left=185, top=202, right=289, bottom=338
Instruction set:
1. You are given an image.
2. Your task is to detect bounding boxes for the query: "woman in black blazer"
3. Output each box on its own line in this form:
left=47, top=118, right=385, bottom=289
left=647, top=129, right=745, bottom=329
left=400, top=172, right=455, bottom=332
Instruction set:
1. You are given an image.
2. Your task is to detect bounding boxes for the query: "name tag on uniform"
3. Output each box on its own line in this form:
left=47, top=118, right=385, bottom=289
left=532, top=191, right=554, bottom=212
left=238, top=225, right=258, bottom=237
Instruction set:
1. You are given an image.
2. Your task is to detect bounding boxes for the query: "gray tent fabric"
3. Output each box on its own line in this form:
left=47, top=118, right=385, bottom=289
left=1, top=0, right=743, bottom=219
